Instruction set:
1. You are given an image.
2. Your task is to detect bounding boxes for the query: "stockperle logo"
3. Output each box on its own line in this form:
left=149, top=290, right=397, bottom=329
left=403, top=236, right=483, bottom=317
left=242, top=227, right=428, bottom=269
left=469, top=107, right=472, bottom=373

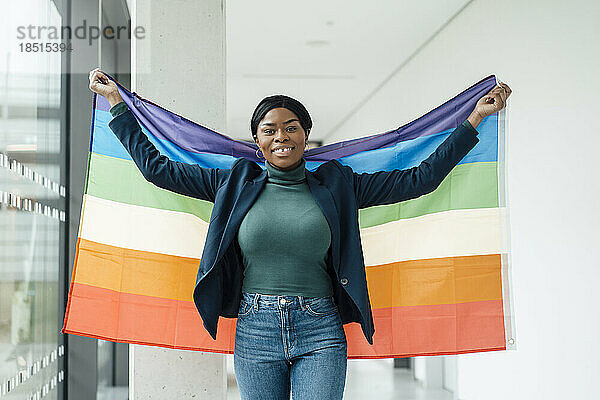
left=17, top=19, right=146, bottom=46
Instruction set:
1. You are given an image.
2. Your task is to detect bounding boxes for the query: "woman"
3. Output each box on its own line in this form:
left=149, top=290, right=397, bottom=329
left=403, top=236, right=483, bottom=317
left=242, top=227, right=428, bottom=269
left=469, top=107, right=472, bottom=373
left=88, top=68, right=511, bottom=400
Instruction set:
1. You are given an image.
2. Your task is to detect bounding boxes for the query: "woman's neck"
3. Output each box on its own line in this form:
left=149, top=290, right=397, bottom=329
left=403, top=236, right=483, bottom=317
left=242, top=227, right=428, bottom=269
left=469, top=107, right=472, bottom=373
left=267, top=159, right=303, bottom=172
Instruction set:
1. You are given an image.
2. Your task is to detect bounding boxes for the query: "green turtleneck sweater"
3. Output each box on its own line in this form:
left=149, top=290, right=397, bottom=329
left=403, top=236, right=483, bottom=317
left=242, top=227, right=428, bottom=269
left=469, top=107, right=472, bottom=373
left=237, top=158, right=333, bottom=297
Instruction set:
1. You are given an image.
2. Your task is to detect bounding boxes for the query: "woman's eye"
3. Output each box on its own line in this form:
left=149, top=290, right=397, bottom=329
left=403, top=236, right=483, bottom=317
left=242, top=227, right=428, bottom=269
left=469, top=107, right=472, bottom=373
left=263, top=127, right=296, bottom=134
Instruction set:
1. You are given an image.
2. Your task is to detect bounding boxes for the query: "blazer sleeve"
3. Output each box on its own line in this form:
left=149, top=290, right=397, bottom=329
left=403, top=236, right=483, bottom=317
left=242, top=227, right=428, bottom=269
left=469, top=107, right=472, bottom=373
left=107, top=108, right=231, bottom=202
left=346, top=121, right=480, bottom=209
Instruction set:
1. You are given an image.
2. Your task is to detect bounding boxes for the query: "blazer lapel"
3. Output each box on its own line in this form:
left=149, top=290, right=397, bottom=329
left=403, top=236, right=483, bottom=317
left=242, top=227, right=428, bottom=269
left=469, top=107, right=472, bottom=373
left=211, top=169, right=268, bottom=271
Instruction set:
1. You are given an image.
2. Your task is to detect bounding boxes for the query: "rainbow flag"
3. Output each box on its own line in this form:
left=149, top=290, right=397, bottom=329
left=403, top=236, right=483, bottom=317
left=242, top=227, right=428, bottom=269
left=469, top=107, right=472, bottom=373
left=62, top=74, right=515, bottom=358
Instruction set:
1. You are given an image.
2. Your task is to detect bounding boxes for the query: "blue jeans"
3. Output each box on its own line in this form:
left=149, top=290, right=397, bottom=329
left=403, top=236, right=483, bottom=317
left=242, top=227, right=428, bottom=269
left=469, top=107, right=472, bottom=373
left=234, top=292, right=348, bottom=400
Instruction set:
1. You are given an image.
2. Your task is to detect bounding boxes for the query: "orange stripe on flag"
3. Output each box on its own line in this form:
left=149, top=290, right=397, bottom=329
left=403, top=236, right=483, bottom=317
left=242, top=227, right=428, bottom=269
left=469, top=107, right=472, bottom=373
left=74, top=239, right=502, bottom=308
left=366, top=254, right=503, bottom=309
left=74, top=238, right=199, bottom=301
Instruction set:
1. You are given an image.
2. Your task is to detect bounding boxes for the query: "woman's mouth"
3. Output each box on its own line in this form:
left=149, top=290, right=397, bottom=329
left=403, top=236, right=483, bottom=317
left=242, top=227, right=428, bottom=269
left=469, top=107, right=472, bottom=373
left=272, top=146, right=295, bottom=156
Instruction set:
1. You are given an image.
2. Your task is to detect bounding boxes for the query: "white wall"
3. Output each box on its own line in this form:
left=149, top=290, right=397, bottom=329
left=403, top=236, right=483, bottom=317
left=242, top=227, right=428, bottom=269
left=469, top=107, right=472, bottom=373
left=326, top=1, right=600, bottom=399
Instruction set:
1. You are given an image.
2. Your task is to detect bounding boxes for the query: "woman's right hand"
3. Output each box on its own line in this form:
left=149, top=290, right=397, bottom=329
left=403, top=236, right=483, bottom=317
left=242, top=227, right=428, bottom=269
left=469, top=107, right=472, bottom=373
left=89, top=68, right=123, bottom=107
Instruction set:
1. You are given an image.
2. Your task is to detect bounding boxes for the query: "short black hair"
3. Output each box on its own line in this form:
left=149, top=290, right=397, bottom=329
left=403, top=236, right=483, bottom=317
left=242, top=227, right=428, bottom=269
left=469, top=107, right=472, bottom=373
left=250, top=95, right=312, bottom=141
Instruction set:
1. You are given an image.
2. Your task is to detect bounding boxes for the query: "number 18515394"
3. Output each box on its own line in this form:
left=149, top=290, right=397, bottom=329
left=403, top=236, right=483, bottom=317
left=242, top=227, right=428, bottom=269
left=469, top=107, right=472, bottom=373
left=19, top=42, right=73, bottom=52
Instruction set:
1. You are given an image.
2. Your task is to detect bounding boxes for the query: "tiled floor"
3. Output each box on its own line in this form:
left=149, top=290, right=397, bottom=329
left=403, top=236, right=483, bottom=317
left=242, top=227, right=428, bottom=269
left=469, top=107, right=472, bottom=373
left=226, top=354, right=454, bottom=400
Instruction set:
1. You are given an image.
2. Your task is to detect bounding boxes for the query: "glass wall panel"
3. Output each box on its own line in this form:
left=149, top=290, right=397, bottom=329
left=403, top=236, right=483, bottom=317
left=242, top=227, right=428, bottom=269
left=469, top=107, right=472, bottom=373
left=0, top=0, right=64, bottom=398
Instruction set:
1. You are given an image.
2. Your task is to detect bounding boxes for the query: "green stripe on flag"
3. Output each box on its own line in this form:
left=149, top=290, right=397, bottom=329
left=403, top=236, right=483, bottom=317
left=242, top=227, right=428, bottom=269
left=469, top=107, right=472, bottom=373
left=358, top=161, right=498, bottom=228
left=87, top=153, right=214, bottom=222
left=88, top=153, right=497, bottom=229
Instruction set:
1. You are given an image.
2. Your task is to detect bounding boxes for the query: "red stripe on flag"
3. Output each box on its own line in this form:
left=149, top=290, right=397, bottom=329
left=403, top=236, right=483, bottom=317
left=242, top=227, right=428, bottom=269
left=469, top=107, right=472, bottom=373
left=63, top=283, right=505, bottom=358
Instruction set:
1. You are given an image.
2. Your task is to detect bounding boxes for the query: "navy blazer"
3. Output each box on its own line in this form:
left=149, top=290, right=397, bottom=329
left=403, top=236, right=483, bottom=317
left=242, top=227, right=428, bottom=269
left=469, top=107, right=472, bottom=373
left=108, top=110, right=480, bottom=344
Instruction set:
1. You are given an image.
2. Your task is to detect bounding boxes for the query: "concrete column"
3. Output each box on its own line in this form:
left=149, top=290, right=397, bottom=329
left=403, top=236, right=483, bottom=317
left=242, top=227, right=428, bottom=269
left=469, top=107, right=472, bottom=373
left=129, top=1, right=227, bottom=399
left=424, top=356, right=444, bottom=389
left=413, top=356, right=444, bottom=389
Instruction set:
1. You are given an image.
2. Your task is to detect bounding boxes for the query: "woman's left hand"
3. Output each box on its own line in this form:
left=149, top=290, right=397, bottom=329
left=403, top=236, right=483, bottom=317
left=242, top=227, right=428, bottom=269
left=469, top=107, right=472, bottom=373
left=474, top=81, right=512, bottom=119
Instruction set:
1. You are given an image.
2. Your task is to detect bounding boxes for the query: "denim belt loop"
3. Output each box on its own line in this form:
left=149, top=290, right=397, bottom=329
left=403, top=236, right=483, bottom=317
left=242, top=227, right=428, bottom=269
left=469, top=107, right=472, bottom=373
left=297, top=295, right=305, bottom=311
left=253, top=293, right=260, bottom=311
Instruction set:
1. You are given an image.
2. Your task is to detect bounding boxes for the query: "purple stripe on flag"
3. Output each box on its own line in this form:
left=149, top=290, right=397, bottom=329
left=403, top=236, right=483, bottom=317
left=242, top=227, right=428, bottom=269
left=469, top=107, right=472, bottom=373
left=307, top=75, right=496, bottom=161
left=98, top=72, right=497, bottom=162
left=95, top=94, right=112, bottom=112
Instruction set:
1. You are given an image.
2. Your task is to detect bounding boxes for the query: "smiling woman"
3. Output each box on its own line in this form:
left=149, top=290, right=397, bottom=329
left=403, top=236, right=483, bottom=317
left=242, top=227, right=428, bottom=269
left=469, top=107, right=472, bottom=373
left=250, top=95, right=313, bottom=171
left=237, top=94, right=346, bottom=399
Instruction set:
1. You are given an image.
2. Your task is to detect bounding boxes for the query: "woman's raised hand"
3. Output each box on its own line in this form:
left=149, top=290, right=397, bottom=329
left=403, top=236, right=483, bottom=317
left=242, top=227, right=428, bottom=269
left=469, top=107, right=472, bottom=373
left=474, top=81, right=512, bottom=119
left=89, top=68, right=123, bottom=107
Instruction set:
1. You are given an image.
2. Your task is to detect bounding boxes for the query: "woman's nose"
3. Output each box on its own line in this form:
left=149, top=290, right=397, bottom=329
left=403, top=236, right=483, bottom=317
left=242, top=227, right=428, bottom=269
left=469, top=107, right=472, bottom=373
left=274, top=129, right=289, bottom=141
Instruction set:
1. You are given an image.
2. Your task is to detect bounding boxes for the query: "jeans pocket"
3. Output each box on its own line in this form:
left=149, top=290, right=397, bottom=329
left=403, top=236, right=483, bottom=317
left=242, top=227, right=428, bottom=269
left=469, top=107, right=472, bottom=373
left=304, top=297, right=338, bottom=317
left=238, top=299, right=253, bottom=317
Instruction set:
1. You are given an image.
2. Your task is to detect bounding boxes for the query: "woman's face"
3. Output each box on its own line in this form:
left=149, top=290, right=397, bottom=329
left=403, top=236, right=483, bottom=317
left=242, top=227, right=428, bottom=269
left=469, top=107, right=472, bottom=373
left=255, top=107, right=308, bottom=170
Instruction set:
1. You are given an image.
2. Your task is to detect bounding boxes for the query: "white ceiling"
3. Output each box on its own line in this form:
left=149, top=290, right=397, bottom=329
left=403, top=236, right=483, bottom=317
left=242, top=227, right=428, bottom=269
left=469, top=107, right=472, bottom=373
left=225, top=0, right=471, bottom=144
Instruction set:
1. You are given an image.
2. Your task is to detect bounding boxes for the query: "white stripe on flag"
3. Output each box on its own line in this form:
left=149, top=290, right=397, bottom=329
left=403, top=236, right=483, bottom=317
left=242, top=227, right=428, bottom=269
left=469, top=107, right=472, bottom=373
left=81, top=195, right=506, bottom=264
